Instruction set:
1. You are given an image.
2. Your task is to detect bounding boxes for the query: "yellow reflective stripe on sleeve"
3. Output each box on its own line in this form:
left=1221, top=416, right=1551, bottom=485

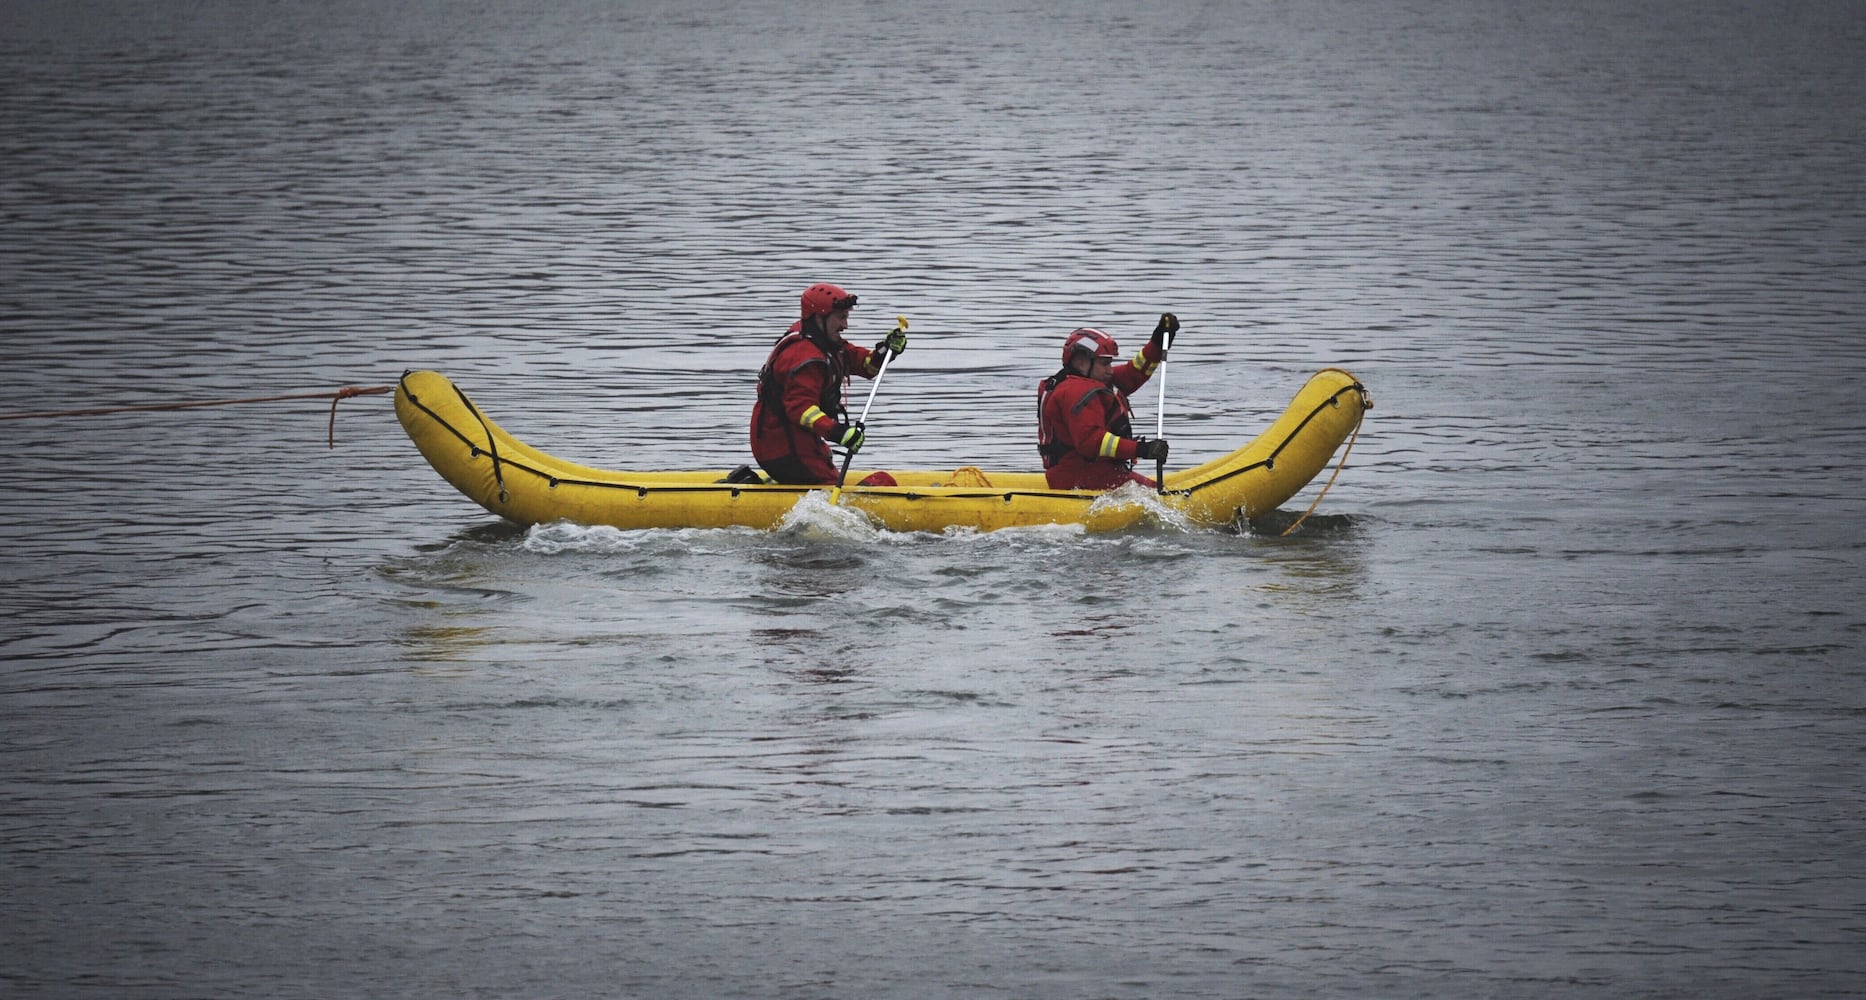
left=1132, top=348, right=1157, bottom=375
left=1098, top=432, right=1123, bottom=459
left=799, top=405, right=828, bottom=430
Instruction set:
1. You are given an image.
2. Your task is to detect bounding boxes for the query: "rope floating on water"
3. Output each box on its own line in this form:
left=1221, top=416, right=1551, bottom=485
left=0, top=384, right=395, bottom=448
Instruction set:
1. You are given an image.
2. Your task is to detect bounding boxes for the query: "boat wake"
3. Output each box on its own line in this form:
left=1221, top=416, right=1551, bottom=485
left=777, top=491, right=887, bottom=541
left=1088, top=482, right=1195, bottom=533
left=522, top=521, right=640, bottom=554
left=509, top=486, right=1205, bottom=552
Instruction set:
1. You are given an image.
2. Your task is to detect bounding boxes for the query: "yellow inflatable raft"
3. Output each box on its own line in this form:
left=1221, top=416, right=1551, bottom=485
left=394, top=368, right=1369, bottom=533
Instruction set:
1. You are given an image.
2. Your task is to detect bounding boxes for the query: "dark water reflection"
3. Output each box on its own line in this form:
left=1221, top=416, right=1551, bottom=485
left=4, top=0, right=1865, bottom=997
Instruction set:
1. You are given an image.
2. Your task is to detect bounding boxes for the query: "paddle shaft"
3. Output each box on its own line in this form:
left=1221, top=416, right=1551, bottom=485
left=854, top=348, right=892, bottom=428
left=1154, top=331, right=1173, bottom=492
left=835, top=316, right=908, bottom=490
left=835, top=350, right=892, bottom=489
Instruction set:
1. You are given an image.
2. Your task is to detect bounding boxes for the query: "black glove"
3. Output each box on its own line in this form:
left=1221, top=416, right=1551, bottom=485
left=830, top=421, right=865, bottom=453
left=1150, top=312, right=1180, bottom=351
left=874, top=326, right=908, bottom=362
left=1134, top=437, right=1169, bottom=462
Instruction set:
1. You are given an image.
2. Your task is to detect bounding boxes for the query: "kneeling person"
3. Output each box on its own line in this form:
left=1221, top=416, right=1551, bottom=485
left=1036, top=316, right=1177, bottom=490
left=751, top=282, right=907, bottom=485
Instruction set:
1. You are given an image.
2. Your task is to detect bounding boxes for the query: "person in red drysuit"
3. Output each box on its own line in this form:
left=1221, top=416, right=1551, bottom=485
left=751, top=282, right=909, bottom=485
left=1036, top=315, right=1179, bottom=490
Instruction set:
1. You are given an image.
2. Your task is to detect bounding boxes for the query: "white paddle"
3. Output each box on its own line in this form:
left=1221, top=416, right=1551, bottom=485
left=834, top=315, right=909, bottom=495
left=1153, top=314, right=1177, bottom=493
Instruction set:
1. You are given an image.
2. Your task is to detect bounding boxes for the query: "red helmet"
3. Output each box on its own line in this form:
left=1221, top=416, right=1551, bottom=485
left=800, top=282, right=858, bottom=320
left=1062, top=327, right=1119, bottom=368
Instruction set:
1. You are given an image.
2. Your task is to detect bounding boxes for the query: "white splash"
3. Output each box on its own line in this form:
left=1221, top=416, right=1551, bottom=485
left=776, top=490, right=882, bottom=541
left=522, top=520, right=635, bottom=554
left=1085, top=481, right=1196, bottom=533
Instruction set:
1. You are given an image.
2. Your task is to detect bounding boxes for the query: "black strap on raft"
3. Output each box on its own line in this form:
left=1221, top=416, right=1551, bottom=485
left=450, top=381, right=510, bottom=504
left=1178, top=381, right=1369, bottom=496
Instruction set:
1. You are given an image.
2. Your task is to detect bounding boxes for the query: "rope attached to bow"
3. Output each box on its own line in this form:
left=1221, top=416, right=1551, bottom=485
left=0, top=384, right=394, bottom=447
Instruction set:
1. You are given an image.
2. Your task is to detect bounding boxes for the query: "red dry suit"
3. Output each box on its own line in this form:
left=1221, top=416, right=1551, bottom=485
left=1036, top=339, right=1164, bottom=490
left=751, top=323, right=883, bottom=484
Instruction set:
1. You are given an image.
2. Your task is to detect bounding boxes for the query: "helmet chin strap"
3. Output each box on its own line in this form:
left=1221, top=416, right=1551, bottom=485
left=1071, top=354, right=1111, bottom=381
left=802, top=314, right=835, bottom=348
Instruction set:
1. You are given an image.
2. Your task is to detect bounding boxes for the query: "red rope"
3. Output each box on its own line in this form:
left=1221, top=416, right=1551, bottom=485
left=0, top=384, right=395, bottom=448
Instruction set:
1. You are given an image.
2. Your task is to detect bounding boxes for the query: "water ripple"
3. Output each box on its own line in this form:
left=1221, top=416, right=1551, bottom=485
left=4, top=1, right=1865, bottom=997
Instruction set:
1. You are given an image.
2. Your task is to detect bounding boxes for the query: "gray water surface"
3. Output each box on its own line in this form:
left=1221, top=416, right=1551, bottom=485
left=3, top=1, right=1864, bottom=997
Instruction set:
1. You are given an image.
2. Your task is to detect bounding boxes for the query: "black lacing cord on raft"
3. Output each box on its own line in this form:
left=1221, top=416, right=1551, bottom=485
left=1174, top=382, right=1370, bottom=496
left=398, top=371, right=1369, bottom=504
left=1277, top=397, right=1368, bottom=536
left=400, top=371, right=791, bottom=500
left=450, top=380, right=510, bottom=504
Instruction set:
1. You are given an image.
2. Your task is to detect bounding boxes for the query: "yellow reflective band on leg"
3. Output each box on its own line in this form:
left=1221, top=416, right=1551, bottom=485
left=1098, top=432, right=1123, bottom=459
left=799, top=405, right=828, bottom=429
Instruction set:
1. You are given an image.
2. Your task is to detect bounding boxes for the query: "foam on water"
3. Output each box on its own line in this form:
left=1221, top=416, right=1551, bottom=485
left=1088, top=480, right=1198, bottom=533
left=521, top=520, right=642, bottom=554
left=774, top=489, right=885, bottom=541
